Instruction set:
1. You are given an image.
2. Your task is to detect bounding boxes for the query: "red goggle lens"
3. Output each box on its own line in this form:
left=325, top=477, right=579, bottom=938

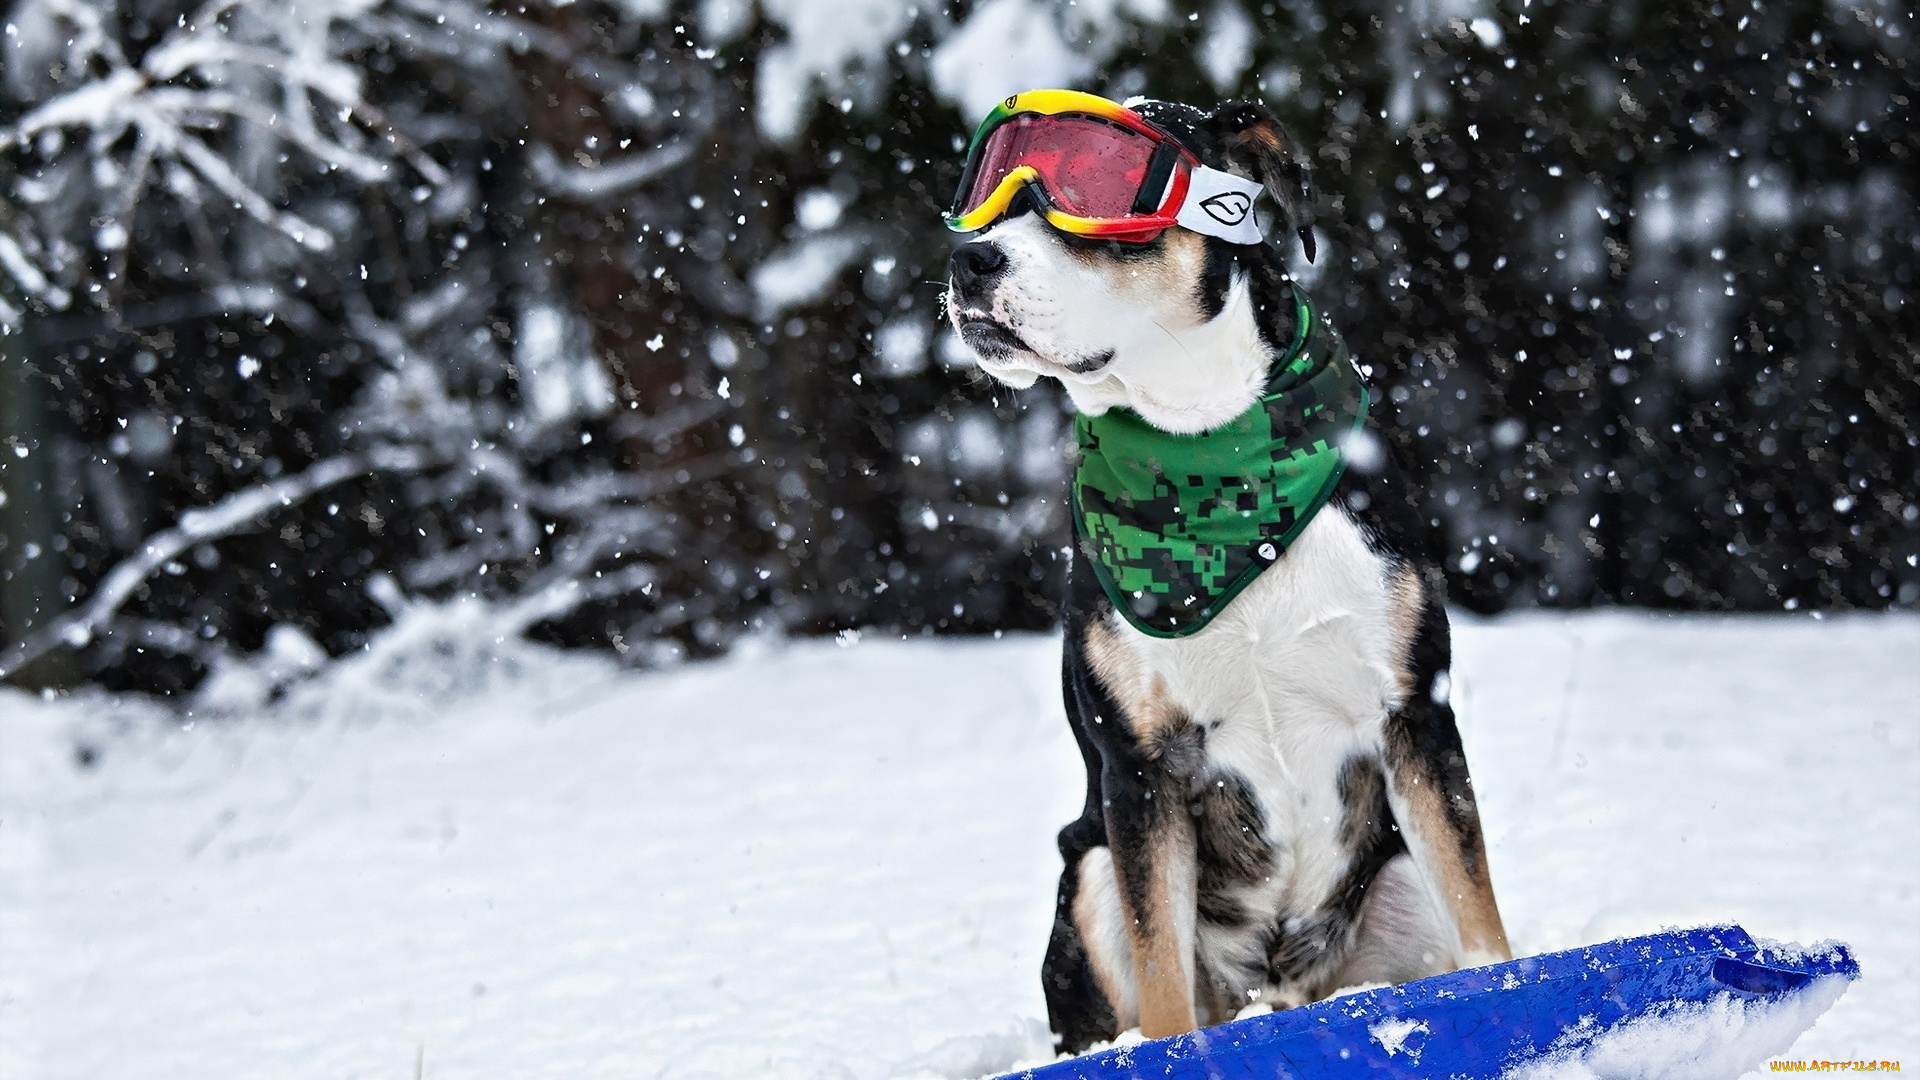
left=959, top=114, right=1161, bottom=219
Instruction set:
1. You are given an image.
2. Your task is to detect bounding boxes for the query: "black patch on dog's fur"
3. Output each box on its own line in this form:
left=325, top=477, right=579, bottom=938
left=1191, top=769, right=1273, bottom=927
left=1206, top=102, right=1316, bottom=262
left=1241, top=250, right=1304, bottom=359
left=1108, top=99, right=1316, bottom=353
left=1328, top=756, right=1410, bottom=925
left=1197, top=242, right=1237, bottom=322
left=1262, top=757, right=1406, bottom=987
left=1043, top=645, right=1122, bottom=1051
left=1043, top=828, right=1119, bottom=1052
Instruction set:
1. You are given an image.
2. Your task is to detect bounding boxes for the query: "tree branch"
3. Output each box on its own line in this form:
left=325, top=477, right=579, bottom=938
left=0, top=445, right=436, bottom=682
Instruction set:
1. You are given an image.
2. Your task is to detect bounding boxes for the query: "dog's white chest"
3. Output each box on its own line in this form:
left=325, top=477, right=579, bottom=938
left=1110, top=507, right=1410, bottom=887
left=1118, top=505, right=1408, bottom=742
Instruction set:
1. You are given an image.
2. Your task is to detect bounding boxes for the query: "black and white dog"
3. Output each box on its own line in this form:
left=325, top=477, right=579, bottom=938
left=944, top=98, right=1510, bottom=1051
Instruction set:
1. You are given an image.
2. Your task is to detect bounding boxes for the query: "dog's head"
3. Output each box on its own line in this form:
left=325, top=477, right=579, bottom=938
left=944, top=99, right=1314, bottom=434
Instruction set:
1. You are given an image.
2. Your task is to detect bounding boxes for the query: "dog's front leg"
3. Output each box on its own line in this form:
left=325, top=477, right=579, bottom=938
left=1100, top=752, right=1201, bottom=1039
left=1074, top=611, right=1207, bottom=1038
left=1381, top=732, right=1511, bottom=968
left=1382, top=580, right=1512, bottom=968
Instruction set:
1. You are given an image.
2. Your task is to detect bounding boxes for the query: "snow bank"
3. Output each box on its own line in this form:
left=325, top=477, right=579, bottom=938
left=1, top=610, right=1914, bottom=1079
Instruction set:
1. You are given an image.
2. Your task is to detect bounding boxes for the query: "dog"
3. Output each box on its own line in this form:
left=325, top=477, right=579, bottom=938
left=942, top=94, right=1511, bottom=1052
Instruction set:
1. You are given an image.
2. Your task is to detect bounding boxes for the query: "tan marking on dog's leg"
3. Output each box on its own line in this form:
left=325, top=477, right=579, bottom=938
left=1390, top=771, right=1512, bottom=966
left=1081, top=619, right=1201, bottom=1035
left=1082, top=618, right=1190, bottom=757
left=1112, top=822, right=1200, bottom=1040
left=1383, top=566, right=1426, bottom=701
left=1071, top=847, right=1139, bottom=1030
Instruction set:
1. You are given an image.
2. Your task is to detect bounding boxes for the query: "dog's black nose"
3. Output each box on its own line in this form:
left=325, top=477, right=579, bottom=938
left=948, top=242, right=1008, bottom=294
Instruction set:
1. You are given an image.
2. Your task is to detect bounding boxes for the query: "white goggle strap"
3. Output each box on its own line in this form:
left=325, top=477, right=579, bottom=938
left=1173, top=165, right=1267, bottom=245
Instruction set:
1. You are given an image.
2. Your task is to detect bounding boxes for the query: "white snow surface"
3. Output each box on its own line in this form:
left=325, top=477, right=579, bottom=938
left=1369, top=1015, right=1432, bottom=1060
left=1, top=609, right=1915, bottom=1079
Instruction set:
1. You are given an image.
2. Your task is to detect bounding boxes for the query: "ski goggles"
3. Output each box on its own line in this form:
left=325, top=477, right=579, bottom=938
left=944, top=89, right=1267, bottom=244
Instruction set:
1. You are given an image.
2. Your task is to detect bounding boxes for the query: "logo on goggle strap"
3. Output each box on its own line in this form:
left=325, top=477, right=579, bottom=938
left=1199, top=192, right=1254, bottom=226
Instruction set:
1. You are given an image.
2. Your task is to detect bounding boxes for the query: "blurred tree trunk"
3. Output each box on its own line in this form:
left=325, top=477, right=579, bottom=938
left=0, top=318, right=78, bottom=685
left=502, top=2, right=770, bottom=650
left=506, top=5, right=693, bottom=441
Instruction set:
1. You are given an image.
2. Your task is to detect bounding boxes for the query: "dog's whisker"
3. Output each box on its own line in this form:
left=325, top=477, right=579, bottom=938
left=1148, top=315, right=1194, bottom=361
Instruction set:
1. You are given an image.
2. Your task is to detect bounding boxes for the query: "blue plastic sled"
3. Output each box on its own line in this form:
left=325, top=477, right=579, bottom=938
left=995, top=925, right=1857, bottom=1079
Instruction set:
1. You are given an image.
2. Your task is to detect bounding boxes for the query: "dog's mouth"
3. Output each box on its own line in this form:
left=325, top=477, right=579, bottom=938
left=958, top=316, right=1116, bottom=378
left=1062, top=349, right=1116, bottom=375
left=958, top=318, right=1035, bottom=360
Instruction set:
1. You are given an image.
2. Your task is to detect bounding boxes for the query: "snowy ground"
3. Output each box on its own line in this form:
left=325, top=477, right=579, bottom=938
left=1, top=607, right=1915, bottom=1079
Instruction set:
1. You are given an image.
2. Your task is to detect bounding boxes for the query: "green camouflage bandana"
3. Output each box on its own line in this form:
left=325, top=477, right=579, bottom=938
left=1072, top=286, right=1370, bottom=638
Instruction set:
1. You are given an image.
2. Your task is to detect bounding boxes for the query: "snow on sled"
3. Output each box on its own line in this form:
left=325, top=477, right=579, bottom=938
left=996, top=925, right=1856, bottom=1080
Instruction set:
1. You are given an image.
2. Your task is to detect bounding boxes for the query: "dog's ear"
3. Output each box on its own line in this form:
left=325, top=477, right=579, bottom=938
left=1204, top=101, right=1316, bottom=263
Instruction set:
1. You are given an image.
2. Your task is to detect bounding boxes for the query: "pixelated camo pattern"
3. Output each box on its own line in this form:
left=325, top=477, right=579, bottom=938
left=1073, top=291, right=1370, bottom=638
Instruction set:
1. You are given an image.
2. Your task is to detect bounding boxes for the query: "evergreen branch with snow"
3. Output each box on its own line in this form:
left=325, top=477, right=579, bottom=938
left=0, top=0, right=451, bottom=326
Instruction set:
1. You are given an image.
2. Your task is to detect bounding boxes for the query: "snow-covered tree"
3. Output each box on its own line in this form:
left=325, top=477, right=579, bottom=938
left=0, top=0, right=763, bottom=691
